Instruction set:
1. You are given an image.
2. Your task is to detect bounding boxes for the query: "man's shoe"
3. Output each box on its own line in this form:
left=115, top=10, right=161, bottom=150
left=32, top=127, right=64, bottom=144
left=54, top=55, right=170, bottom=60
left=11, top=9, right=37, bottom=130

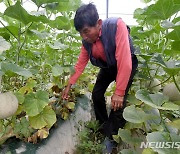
left=103, top=137, right=117, bottom=154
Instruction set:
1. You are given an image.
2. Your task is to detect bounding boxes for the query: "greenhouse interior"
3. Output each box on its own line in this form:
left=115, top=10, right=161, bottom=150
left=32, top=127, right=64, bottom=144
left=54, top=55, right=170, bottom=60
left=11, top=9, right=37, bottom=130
left=0, top=0, right=180, bottom=154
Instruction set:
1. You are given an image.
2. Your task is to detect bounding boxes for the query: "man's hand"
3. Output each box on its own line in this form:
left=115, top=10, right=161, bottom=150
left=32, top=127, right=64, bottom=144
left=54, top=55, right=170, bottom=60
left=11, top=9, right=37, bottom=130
left=111, top=94, right=124, bottom=111
left=62, top=83, right=72, bottom=100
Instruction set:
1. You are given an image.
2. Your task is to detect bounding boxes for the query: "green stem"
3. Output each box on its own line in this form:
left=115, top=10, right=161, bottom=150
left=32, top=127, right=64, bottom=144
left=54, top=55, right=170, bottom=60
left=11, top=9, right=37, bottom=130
left=16, top=23, right=21, bottom=64
left=150, top=76, right=171, bottom=89
left=143, top=122, right=147, bottom=134
left=21, top=22, right=33, bottom=34
left=146, top=62, right=152, bottom=80
left=7, top=0, right=11, bottom=7
left=0, top=20, right=18, bottom=40
left=9, top=39, right=15, bottom=49
left=159, top=111, right=172, bottom=142
left=172, top=75, right=180, bottom=93
left=173, top=12, right=178, bottom=21
left=17, top=34, right=27, bottom=63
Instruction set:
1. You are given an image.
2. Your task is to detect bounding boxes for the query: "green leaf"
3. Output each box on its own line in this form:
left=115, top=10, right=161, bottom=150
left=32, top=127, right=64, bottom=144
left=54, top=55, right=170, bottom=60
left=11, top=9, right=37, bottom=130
left=117, top=128, right=142, bottom=146
left=0, top=121, right=5, bottom=137
left=4, top=1, right=31, bottom=25
left=52, top=64, right=63, bottom=76
left=1, top=62, right=32, bottom=77
left=29, top=106, right=56, bottom=129
left=120, top=149, right=139, bottom=154
left=127, top=94, right=142, bottom=105
left=56, top=0, right=81, bottom=12
left=0, top=32, right=10, bottom=41
left=123, top=105, right=156, bottom=123
left=166, top=27, right=180, bottom=40
left=146, top=132, right=179, bottom=154
left=172, top=16, right=180, bottom=24
left=0, top=36, right=11, bottom=54
left=143, top=0, right=180, bottom=20
left=172, top=41, right=180, bottom=51
left=48, top=41, right=68, bottom=50
left=14, top=92, right=24, bottom=104
left=32, top=0, right=66, bottom=7
left=50, top=16, right=71, bottom=30
left=138, top=54, right=153, bottom=61
left=0, top=26, right=19, bottom=38
left=24, top=91, right=49, bottom=116
left=141, top=0, right=152, bottom=3
left=125, top=122, right=143, bottom=130
left=135, top=90, right=180, bottom=110
left=163, top=60, right=180, bottom=76
left=167, top=119, right=180, bottom=129
left=151, top=54, right=167, bottom=67
left=145, top=108, right=161, bottom=126
left=142, top=148, right=157, bottom=154
left=152, top=56, right=180, bottom=76
left=31, top=30, right=49, bottom=39
left=4, top=1, right=49, bottom=25
left=161, top=20, right=175, bottom=29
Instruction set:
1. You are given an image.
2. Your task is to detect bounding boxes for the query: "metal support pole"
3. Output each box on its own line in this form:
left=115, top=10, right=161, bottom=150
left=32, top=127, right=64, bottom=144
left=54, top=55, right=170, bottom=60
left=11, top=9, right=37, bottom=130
left=106, top=0, right=109, bottom=18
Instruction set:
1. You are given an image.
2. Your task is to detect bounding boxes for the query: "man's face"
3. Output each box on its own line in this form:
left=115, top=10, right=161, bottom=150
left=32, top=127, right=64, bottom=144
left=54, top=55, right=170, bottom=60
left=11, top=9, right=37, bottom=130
left=79, top=20, right=102, bottom=43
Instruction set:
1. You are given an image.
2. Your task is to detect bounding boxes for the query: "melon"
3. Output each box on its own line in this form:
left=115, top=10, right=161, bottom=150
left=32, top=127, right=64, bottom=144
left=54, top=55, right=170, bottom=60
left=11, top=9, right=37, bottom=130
left=0, top=92, right=18, bottom=119
left=146, top=78, right=161, bottom=92
left=163, top=83, right=180, bottom=101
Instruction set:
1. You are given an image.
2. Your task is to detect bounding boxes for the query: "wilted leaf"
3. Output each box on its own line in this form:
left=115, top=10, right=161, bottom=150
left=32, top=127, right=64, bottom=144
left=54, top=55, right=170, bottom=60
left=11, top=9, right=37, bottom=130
left=37, top=129, right=49, bottom=139
left=61, top=111, right=69, bottom=120
left=29, top=106, right=56, bottom=129
left=65, top=102, right=75, bottom=110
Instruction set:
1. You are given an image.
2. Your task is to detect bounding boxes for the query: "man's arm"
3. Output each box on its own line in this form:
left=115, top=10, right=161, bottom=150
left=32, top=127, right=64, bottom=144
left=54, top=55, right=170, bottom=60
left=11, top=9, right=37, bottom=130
left=111, top=18, right=132, bottom=111
left=62, top=46, right=89, bottom=99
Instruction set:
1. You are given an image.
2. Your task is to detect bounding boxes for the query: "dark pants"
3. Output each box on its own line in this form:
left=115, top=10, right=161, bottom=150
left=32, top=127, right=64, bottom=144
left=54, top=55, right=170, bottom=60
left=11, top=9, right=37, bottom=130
left=92, top=55, right=138, bottom=139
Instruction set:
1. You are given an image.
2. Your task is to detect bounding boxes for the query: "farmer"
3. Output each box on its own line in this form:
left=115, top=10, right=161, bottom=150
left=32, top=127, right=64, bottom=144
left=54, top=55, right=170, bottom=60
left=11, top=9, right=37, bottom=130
left=62, top=3, right=138, bottom=153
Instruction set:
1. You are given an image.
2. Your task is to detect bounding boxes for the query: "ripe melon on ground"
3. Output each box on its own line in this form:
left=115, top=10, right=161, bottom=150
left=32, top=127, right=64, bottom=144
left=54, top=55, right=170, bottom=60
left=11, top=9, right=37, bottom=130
left=0, top=92, right=18, bottom=119
left=163, top=83, right=180, bottom=101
